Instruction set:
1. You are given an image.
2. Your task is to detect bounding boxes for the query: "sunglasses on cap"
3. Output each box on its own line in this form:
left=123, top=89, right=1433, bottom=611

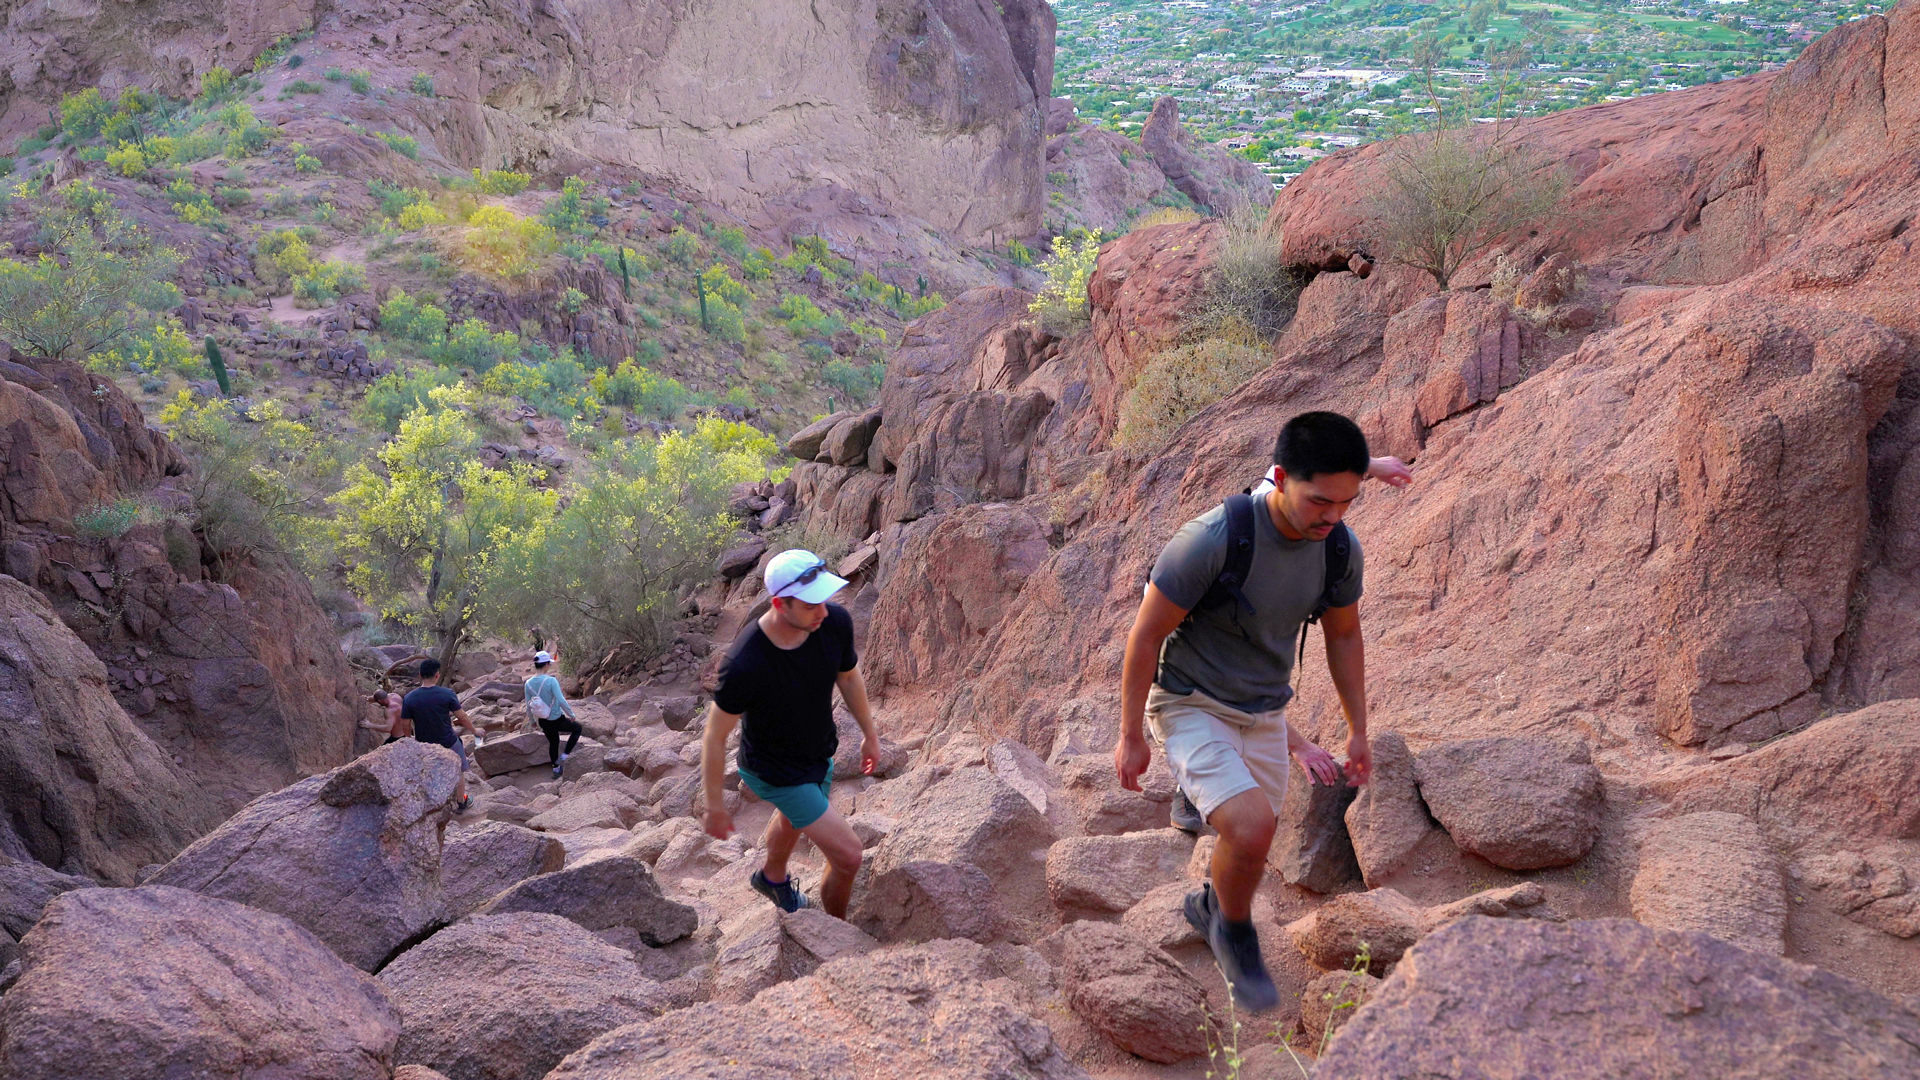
left=771, top=559, right=828, bottom=598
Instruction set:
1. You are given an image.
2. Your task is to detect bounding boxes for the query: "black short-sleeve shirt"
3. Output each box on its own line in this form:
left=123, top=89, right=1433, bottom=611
left=713, top=604, right=857, bottom=786
left=401, top=685, right=462, bottom=748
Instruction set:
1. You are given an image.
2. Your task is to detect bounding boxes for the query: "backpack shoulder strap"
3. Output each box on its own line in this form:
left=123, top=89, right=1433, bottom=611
left=1297, top=521, right=1356, bottom=667
left=1208, top=492, right=1258, bottom=616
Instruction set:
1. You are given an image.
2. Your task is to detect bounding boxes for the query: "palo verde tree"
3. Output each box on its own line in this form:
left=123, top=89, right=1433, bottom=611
left=0, top=182, right=182, bottom=360
left=480, top=417, right=781, bottom=660
left=329, top=386, right=557, bottom=673
left=1370, top=50, right=1568, bottom=289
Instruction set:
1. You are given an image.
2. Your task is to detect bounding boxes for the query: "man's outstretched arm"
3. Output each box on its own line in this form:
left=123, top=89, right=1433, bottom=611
left=835, top=666, right=881, bottom=775
left=1114, top=583, right=1189, bottom=791
left=1320, top=601, right=1371, bottom=785
left=701, top=704, right=743, bottom=839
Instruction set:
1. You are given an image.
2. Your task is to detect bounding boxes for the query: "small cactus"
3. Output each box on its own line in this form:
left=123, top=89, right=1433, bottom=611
left=204, top=337, right=231, bottom=397
left=617, top=247, right=632, bottom=299
left=916, top=274, right=928, bottom=298
left=696, top=277, right=709, bottom=331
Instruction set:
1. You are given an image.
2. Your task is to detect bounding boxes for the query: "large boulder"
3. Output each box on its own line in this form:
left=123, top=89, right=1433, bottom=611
left=709, top=904, right=880, bottom=1004
left=1630, top=812, right=1787, bottom=955
left=1055, top=920, right=1210, bottom=1064
left=1137, top=95, right=1275, bottom=214
left=1045, top=829, right=1193, bottom=915
left=439, top=821, right=565, bottom=921
left=1314, top=918, right=1920, bottom=1079
left=853, top=768, right=1057, bottom=943
left=526, top=788, right=646, bottom=832
left=0, top=856, right=95, bottom=959
left=379, top=912, right=670, bottom=1080
left=1343, top=731, right=1439, bottom=887
left=1272, top=763, right=1361, bottom=894
left=1414, top=737, right=1603, bottom=870
left=478, top=854, right=696, bottom=946
left=1286, top=888, right=1428, bottom=975
left=474, top=731, right=550, bottom=776
left=148, top=738, right=460, bottom=970
left=0, top=885, right=401, bottom=1080
left=0, top=575, right=217, bottom=884
left=543, top=938, right=1088, bottom=1080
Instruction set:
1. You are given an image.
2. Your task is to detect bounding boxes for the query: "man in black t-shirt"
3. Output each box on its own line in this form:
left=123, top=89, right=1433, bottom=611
left=402, top=657, right=481, bottom=811
left=702, top=548, right=880, bottom=919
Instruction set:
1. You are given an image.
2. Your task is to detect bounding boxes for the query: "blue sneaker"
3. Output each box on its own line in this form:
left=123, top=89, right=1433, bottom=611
left=750, top=869, right=811, bottom=913
left=1184, top=884, right=1279, bottom=1012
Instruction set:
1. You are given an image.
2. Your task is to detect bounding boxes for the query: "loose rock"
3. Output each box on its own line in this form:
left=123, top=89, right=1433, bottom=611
left=1415, top=737, right=1603, bottom=870
left=479, top=854, right=697, bottom=946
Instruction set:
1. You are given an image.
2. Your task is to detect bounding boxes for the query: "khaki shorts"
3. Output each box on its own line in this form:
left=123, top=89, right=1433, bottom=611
left=1146, top=685, right=1290, bottom=820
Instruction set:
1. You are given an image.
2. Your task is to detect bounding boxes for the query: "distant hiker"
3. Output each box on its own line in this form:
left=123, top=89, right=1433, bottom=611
left=701, top=549, right=880, bottom=920
left=404, top=658, right=481, bottom=812
left=1113, top=411, right=1382, bottom=1011
left=366, top=690, right=407, bottom=743
left=525, top=650, right=582, bottom=779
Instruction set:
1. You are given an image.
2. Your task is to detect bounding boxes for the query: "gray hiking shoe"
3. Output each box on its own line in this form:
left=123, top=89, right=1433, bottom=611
left=750, top=869, right=811, bottom=913
left=1169, top=787, right=1205, bottom=834
left=1184, top=884, right=1279, bottom=1012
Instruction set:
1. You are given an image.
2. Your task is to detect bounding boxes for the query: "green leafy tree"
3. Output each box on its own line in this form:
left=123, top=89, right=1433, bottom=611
left=330, top=387, right=557, bottom=672
left=480, top=418, right=781, bottom=657
left=0, top=185, right=182, bottom=360
left=159, top=392, right=335, bottom=569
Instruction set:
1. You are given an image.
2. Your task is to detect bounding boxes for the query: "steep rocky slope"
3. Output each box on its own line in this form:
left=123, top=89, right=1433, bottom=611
left=767, top=1, right=1920, bottom=1001
left=0, top=0, right=1056, bottom=260
left=0, top=354, right=364, bottom=877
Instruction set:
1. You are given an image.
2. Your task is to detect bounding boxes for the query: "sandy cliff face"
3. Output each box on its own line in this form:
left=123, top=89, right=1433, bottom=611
left=0, top=0, right=1053, bottom=248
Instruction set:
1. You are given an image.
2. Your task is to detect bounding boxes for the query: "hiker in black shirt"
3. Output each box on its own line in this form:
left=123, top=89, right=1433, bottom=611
left=702, top=548, right=880, bottom=919
left=402, top=658, right=480, bottom=811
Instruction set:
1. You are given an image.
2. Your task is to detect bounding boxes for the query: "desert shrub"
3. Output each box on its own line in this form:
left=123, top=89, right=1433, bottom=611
left=59, top=88, right=113, bottom=139
left=478, top=418, right=781, bottom=658
left=410, top=73, right=435, bottom=97
left=0, top=158, right=14, bottom=175
left=469, top=169, right=530, bottom=195
left=161, top=392, right=333, bottom=565
left=294, top=151, right=322, bottom=173
left=214, top=186, right=251, bottom=209
left=1193, top=201, right=1299, bottom=340
left=361, top=366, right=461, bottom=432
left=664, top=226, right=703, bottom=266
left=431, top=317, right=519, bottom=371
left=776, top=294, right=843, bottom=338
left=0, top=187, right=182, bottom=359
left=711, top=225, right=748, bottom=258
left=16, top=138, right=49, bottom=156
left=591, top=358, right=690, bottom=419
left=1007, top=239, right=1033, bottom=266
left=1114, top=329, right=1267, bottom=456
left=541, top=176, right=605, bottom=236
left=89, top=318, right=199, bottom=377
left=459, top=205, right=556, bottom=279
left=377, top=132, right=419, bottom=159
left=702, top=294, right=745, bottom=341
left=1029, top=230, right=1103, bottom=336
left=291, top=261, right=365, bottom=306
left=397, top=202, right=446, bottom=230
left=1134, top=206, right=1202, bottom=229
left=378, top=290, right=451, bottom=344
left=741, top=247, right=776, bottom=280
left=104, top=143, right=149, bottom=177
left=1371, top=118, right=1568, bottom=289
left=700, top=264, right=750, bottom=309
left=74, top=496, right=145, bottom=538
left=323, top=67, right=345, bottom=82
left=348, top=70, right=372, bottom=94
left=171, top=130, right=225, bottom=162
left=287, top=80, right=324, bottom=95
left=823, top=358, right=885, bottom=404
left=199, top=66, right=237, bottom=100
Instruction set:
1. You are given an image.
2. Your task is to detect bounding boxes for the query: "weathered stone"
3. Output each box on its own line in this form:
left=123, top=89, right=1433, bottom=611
left=1120, top=881, right=1203, bottom=950
left=1273, top=762, right=1361, bottom=894
left=148, top=739, right=459, bottom=970
left=1300, top=968, right=1379, bottom=1044
left=0, top=886, right=401, bottom=1080
left=1057, top=920, right=1210, bottom=1063
left=1630, top=812, right=1787, bottom=955
left=379, top=912, right=669, bottom=1080
left=1314, top=918, right=1920, bottom=1080
left=785, top=412, right=847, bottom=462
left=1415, top=738, right=1603, bottom=871
left=527, top=788, right=645, bottom=832
left=710, top=905, right=880, bottom=1004
left=1344, top=731, right=1438, bottom=887
left=475, top=731, right=551, bottom=776
left=1046, top=829, right=1193, bottom=915
left=440, top=821, right=565, bottom=921
left=1285, top=888, right=1427, bottom=975
left=478, top=854, right=696, bottom=946
left=716, top=538, right=767, bottom=579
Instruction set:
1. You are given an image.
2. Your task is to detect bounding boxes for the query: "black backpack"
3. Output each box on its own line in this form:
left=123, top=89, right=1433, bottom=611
left=1189, top=492, right=1354, bottom=668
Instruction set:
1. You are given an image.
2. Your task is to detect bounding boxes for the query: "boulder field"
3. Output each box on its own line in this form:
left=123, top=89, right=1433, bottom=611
left=4, top=7, right=1920, bottom=1080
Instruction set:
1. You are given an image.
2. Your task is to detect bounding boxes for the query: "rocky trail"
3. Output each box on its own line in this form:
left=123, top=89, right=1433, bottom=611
left=3, top=2, right=1920, bottom=1079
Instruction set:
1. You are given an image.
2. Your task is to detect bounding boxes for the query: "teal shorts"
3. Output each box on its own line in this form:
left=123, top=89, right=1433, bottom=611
left=737, top=762, right=835, bottom=829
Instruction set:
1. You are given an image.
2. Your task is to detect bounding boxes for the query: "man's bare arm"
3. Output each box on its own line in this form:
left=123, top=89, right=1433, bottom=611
left=452, top=708, right=479, bottom=738
left=1319, top=601, right=1371, bottom=785
left=1114, top=583, right=1190, bottom=791
left=701, top=703, right=743, bottom=838
left=835, top=667, right=881, bottom=775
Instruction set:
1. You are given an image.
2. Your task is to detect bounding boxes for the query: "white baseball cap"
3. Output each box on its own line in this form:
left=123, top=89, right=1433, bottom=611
left=533, top=651, right=554, bottom=665
left=764, top=548, right=848, bottom=604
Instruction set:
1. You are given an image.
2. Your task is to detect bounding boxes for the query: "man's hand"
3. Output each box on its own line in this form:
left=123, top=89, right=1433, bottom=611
left=860, top=732, right=881, bottom=776
left=1292, top=741, right=1344, bottom=786
left=1368, top=456, right=1412, bottom=488
left=1113, top=731, right=1152, bottom=792
left=1344, top=731, right=1372, bottom=787
left=703, top=802, right=735, bottom=841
